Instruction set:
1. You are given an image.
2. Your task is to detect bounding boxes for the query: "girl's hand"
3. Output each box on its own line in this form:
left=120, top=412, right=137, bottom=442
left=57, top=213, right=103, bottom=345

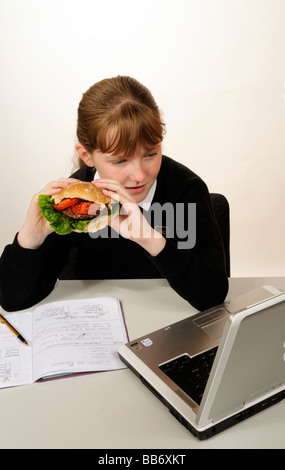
left=18, top=178, right=79, bottom=249
left=94, top=179, right=166, bottom=256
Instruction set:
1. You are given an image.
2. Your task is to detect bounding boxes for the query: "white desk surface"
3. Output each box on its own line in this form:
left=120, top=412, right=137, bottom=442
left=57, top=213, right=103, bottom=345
left=1, top=277, right=285, bottom=449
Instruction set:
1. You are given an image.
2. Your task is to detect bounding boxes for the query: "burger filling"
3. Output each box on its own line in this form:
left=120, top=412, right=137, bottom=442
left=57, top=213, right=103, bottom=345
left=53, top=198, right=109, bottom=220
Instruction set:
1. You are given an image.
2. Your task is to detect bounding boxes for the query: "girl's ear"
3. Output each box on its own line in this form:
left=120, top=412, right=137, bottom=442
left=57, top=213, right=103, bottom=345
left=75, top=143, right=94, bottom=167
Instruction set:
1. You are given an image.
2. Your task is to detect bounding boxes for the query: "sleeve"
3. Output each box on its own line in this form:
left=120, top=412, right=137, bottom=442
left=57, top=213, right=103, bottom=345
left=0, top=165, right=92, bottom=312
left=0, top=233, right=70, bottom=311
left=147, top=179, right=229, bottom=311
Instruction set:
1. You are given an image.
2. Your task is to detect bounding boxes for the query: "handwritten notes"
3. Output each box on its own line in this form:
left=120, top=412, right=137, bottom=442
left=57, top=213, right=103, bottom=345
left=0, top=298, right=128, bottom=388
left=0, top=312, right=33, bottom=387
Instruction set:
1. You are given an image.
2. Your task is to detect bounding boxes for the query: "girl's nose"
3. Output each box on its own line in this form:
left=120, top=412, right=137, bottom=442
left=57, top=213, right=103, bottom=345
left=130, top=161, right=147, bottom=182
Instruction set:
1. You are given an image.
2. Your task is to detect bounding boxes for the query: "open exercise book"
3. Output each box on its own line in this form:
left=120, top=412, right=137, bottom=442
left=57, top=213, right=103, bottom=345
left=0, top=297, right=128, bottom=388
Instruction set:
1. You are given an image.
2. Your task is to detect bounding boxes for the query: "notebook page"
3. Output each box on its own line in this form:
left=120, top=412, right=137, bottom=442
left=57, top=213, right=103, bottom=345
left=0, top=311, right=33, bottom=388
left=32, top=298, right=128, bottom=381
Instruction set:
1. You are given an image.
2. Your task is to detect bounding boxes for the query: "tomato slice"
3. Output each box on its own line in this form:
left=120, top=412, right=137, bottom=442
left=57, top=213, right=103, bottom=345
left=53, top=198, right=80, bottom=211
left=72, top=201, right=101, bottom=215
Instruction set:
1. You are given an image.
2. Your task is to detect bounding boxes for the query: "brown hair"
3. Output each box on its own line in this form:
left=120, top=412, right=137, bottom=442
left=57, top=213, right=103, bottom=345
left=75, top=76, right=165, bottom=168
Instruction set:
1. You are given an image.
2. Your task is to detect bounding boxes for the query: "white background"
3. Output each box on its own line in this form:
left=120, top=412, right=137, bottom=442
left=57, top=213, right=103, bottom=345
left=0, top=0, right=284, bottom=277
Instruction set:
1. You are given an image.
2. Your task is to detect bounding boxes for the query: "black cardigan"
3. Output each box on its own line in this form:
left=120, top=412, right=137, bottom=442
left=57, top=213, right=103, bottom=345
left=0, top=156, right=228, bottom=311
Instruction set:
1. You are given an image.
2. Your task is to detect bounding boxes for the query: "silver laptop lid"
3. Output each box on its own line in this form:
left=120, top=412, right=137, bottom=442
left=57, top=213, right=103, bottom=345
left=197, top=290, right=285, bottom=428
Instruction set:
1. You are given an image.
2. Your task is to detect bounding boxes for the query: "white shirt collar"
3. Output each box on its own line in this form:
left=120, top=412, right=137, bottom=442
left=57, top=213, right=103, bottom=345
left=93, top=171, right=156, bottom=211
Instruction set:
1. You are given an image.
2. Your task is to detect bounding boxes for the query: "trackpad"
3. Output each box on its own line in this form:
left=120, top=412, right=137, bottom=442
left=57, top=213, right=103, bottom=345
left=201, top=317, right=227, bottom=340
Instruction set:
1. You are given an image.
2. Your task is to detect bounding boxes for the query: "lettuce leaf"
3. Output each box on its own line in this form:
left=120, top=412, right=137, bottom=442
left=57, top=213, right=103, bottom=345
left=38, top=195, right=90, bottom=235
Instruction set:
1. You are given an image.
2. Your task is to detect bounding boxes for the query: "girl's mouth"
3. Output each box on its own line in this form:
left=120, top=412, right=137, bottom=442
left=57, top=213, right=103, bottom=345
left=126, top=184, right=147, bottom=194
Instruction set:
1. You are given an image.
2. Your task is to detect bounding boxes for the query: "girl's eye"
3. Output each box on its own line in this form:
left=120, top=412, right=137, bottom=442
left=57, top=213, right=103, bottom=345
left=114, top=159, right=127, bottom=165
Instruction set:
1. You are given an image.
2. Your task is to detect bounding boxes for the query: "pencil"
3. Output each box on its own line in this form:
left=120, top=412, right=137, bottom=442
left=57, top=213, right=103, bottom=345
left=0, top=314, right=29, bottom=345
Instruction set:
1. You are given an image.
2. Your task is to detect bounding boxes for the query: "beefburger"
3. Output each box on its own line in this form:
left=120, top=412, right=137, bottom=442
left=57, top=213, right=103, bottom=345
left=38, top=181, right=119, bottom=235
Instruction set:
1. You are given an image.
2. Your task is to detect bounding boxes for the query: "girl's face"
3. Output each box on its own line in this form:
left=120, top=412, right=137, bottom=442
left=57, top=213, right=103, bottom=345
left=90, top=144, right=162, bottom=203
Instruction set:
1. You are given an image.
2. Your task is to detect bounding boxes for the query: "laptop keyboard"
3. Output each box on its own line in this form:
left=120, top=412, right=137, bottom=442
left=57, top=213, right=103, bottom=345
left=159, top=346, right=218, bottom=405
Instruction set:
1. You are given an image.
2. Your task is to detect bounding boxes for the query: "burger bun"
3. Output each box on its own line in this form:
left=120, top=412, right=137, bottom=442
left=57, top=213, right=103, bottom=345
left=52, top=181, right=111, bottom=206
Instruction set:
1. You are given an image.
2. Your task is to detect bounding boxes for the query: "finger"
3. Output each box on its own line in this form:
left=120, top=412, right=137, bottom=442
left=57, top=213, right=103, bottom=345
left=38, top=178, right=79, bottom=196
left=94, top=179, right=125, bottom=195
left=101, top=188, right=137, bottom=207
left=94, top=179, right=130, bottom=193
left=93, top=178, right=120, bottom=185
left=96, top=181, right=137, bottom=204
left=52, top=177, right=79, bottom=189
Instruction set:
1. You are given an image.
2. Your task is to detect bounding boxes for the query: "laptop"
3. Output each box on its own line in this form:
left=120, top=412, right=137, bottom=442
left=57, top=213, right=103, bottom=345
left=118, top=285, right=285, bottom=439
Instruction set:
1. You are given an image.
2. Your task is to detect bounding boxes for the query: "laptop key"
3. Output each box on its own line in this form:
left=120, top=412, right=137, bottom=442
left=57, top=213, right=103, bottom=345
left=159, top=347, right=218, bottom=405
